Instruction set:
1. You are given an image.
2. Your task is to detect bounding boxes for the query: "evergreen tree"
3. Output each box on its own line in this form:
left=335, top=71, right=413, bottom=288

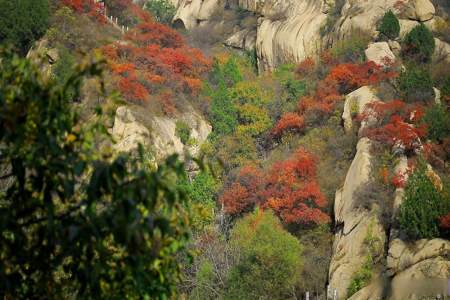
left=378, top=10, right=400, bottom=40
left=0, top=0, right=49, bottom=55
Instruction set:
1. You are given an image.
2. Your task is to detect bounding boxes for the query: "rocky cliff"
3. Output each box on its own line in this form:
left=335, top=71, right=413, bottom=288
left=173, top=0, right=450, bottom=70
left=171, top=1, right=450, bottom=298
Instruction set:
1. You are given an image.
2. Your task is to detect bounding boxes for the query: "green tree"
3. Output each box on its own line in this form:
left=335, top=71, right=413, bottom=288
left=0, top=50, right=190, bottom=298
left=226, top=209, right=303, bottom=300
left=422, top=104, right=450, bottom=142
left=402, top=24, right=435, bottom=63
left=378, top=10, right=400, bottom=40
left=145, top=0, right=176, bottom=25
left=0, top=0, right=49, bottom=55
left=175, top=120, right=191, bottom=145
left=398, top=65, right=434, bottom=102
left=399, top=163, right=449, bottom=239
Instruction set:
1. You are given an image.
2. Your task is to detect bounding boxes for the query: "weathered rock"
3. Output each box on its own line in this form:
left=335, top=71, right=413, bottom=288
left=26, top=39, right=58, bottom=79
left=112, top=105, right=211, bottom=160
left=342, top=86, right=379, bottom=133
left=224, top=28, right=257, bottom=51
left=388, top=40, right=401, bottom=56
left=172, top=0, right=221, bottom=29
left=399, top=19, right=420, bottom=39
left=433, top=87, right=441, bottom=104
left=330, top=138, right=387, bottom=299
left=112, top=106, right=151, bottom=153
left=433, top=38, right=450, bottom=63
left=365, top=42, right=396, bottom=67
left=404, top=0, right=436, bottom=22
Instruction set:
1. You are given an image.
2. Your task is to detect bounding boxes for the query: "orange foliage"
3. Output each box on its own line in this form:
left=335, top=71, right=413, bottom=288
left=439, top=213, right=450, bottom=230
left=220, top=149, right=330, bottom=225
left=101, top=5, right=211, bottom=111
left=295, top=58, right=315, bottom=77
left=272, top=112, right=305, bottom=138
left=61, top=0, right=106, bottom=23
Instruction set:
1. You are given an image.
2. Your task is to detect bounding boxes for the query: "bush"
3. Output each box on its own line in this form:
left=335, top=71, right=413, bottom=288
left=145, top=0, right=176, bottom=25
left=399, top=164, right=449, bottom=239
left=175, top=120, right=191, bottom=144
left=378, top=10, right=400, bottom=40
left=442, top=76, right=450, bottom=101
left=398, top=65, right=434, bottom=102
left=402, top=24, right=435, bottom=63
left=0, top=50, right=191, bottom=298
left=331, top=30, right=372, bottom=63
left=422, top=104, right=450, bottom=142
left=226, top=209, right=303, bottom=300
left=0, top=0, right=49, bottom=55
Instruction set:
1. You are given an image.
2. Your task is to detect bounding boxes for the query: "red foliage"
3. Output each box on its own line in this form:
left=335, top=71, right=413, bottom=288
left=439, top=213, right=450, bottom=230
left=272, top=113, right=305, bottom=138
left=61, top=0, right=106, bottom=23
left=125, top=23, right=184, bottom=48
left=391, top=172, right=407, bottom=188
left=325, top=61, right=397, bottom=95
left=220, top=148, right=330, bottom=225
left=360, top=100, right=427, bottom=152
left=103, top=16, right=211, bottom=109
left=295, top=58, right=315, bottom=77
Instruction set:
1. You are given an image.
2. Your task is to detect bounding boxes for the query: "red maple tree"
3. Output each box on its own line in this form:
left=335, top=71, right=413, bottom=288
left=220, top=148, right=330, bottom=225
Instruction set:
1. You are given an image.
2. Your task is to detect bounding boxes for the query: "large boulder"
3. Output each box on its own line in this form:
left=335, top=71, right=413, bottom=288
left=224, top=28, right=257, bottom=51
left=399, top=19, right=420, bottom=39
left=172, top=0, right=221, bottom=29
left=365, top=42, right=396, bottom=66
left=112, top=106, right=151, bottom=153
left=387, top=238, right=450, bottom=299
left=342, top=86, right=379, bottom=133
left=404, top=0, right=436, bottom=22
left=433, top=38, right=450, bottom=63
left=330, top=138, right=387, bottom=299
left=112, top=105, right=211, bottom=160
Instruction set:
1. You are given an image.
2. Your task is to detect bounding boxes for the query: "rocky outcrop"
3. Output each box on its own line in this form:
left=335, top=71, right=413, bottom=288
left=112, top=105, right=211, bottom=161
left=404, top=0, right=435, bottom=22
left=342, top=86, right=379, bottom=133
left=26, top=39, right=59, bottom=79
left=365, top=42, right=396, bottom=67
left=329, top=138, right=387, bottom=299
left=433, top=38, right=450, bottom=63
left=174, top=0, right=427, bottom=70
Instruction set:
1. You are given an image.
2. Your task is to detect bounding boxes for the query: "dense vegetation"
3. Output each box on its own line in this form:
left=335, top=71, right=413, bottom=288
left=0, top=0, right=449, bottom=298
left=0, top=50, right=190, bottom=298
left=0, top=0, right=49, bottom=55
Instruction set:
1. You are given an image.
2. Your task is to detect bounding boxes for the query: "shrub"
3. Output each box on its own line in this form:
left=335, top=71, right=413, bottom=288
left=0, top=0, right=49, bottom=55
left=422, top=104, right=450, bottom=142
left=226, top=209, right=303, bottom=300
left=402, top=24, right=435, bottom=63
left=398, top=65, right=434, bottom=102
left=331, top=30, right=371, bottom=63
left=442, top=76, right=450, bottom=101
left=399, top=163, right=449, bottom=239
left=145, top=0, right=176, bottom=25
left=378, top=10, right=400, bottom=40
left=175, top=120, right=191, bottom=144
left=0, top=50, right=191, bottom=298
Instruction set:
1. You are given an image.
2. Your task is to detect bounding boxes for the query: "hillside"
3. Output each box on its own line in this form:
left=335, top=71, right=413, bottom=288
left=0, top=0, right=449, bottom=299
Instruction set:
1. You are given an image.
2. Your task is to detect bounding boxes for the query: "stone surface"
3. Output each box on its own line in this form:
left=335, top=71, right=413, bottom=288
left=112, top=106, right=151, bottom=153
left=365, top=42, right=396, bottom=67
left=112, top=105, right=211, bottom=160
left=224, top=28, right=257, bottom=51
left=404, top=0, right=436, bottom=22
left=26, top=39, right=58, bottom=79
left=342, top=86, right=379, bottom=133
left=172, top=0, right=221, bottom=29
left=399, top=19, right=420, bottom=39
left=433, top=38, right=450, bottom=63
left=388, top=40, right=401, bottom=56
left=330, top=138, right=387, bottom=299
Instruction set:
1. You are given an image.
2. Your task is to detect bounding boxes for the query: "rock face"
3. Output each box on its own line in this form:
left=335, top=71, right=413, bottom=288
left=365, top=42, right=396, bottom=67
left=342, top=86, right=379, bottom=133
left=404, top=0, right=436, bottom=22
left=112, top=105, right=211, bottom=160
left=26, top=39, right=59, bottom=79
left=173, top=0, right=412, bottom=70
left=329, top=138, right=387, bottom=300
